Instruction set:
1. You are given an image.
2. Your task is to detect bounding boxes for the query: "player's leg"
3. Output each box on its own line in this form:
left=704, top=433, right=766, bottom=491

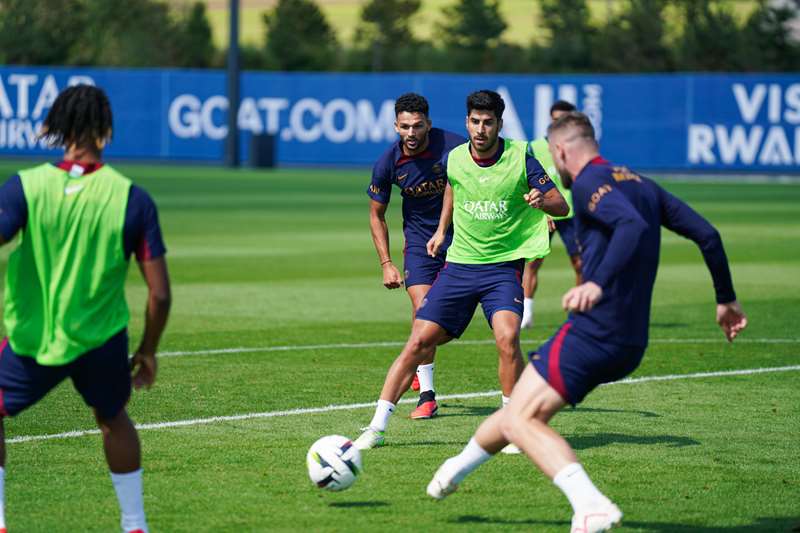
left=407, top=284, right=437, bottom=418
left=490, top=310, right=525, bottom=401
left=355, top=319, right=450, bottom=449
left=521, top=258, right=544, bottom=329
left=0, top=337, right=72, bottom=533
left=72, top=330, right=149, bottom=533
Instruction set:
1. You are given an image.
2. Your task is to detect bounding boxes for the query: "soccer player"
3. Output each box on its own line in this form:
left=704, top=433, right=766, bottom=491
left=355, top=90, right=568, bottom=450
left=426, top=112, right=747, bottom=533
left=521, top=100, right=581, bottom=329
left=368, top=93, right=466, bottom=419
left=0, top=85, right=170, bottom=533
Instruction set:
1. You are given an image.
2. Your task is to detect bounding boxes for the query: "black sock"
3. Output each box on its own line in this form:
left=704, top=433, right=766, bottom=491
left=418, top=390, right=436, bottom=405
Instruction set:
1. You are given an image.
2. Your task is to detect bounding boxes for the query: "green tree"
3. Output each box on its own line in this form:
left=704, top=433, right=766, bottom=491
left=740, top=0, right=800, bottom=71
left=70, top=0, right=182, bottom=67
left=352, top=0, right=422, bottom=71
left=175, top=2, right=215, bottom=68
left=533, top=0, right=595, bottom=72
left=263, top=0, right=339, bottom=71
left=0, top=0, right=86, bottom=65
left=593, top=0, right=672, bottom=72
left=675, top=0, right=744, bottom=71
left=437, top=0, right=508, bottom=71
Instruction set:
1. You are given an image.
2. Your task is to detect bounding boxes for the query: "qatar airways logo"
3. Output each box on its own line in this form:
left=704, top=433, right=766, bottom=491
left=463, top=200, right=509, bottom=221
left=689, top=83, right=800, bottom=166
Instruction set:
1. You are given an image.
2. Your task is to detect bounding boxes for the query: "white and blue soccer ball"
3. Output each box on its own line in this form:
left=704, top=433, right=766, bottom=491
left=306, top=435, right=362, bottom=491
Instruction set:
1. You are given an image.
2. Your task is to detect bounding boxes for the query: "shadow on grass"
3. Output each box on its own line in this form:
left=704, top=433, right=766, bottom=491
left=452, top=515, right=568, bottom=527
left=569, top=432, right=700, bottom=450
left=650, top=321, right=691, bottom=329
left=625, top=517, right=800, bottom=531
left=328, top=501, right=389, bottom=509
left=453, top=516, right=798, bottom=531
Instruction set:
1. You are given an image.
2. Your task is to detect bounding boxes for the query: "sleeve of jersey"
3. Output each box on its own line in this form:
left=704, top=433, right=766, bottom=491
left=0, top=175, right=28, bottom=241
left=366, top=159, right=392, bottom=204
left=125, top=185, right=167, bottom=262
left=657, top=183, right=736, bottom=303
left=525, top=151, right=555, bottom=193
left=575, top=176, right=648, bottom=289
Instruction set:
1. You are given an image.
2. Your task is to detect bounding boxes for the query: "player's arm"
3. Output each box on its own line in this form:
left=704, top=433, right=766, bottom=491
left=367, top=163, right=403, bottom=289
left=133, top=257, right=171, bottom=389
left=0, top=175, right=28, bottom=246
left=126, top=186, right=171, bottom=389
left=523, top=151, right=568, bottom=217
left=656, top=183, right=746, bottom=342
left=427, top=182, right=453, bottom=258
left=563, top=178, right=648, bottom=313
left=369, top=199, right=403, bottom=289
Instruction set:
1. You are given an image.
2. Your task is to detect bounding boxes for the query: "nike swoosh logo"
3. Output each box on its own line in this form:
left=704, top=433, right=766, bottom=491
left=479, top=176, right=491, bottom=184
left=514, top=298, right=522, bottom=304
left=64, top=184, right=84, bottom=195
left=397, top=173, right=408, bottom=182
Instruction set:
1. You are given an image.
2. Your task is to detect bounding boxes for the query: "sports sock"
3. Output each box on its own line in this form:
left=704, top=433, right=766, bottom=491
left=417, top=363, right=435, bottom=393
left=369, top=400, right=395, bottom=432
left=0, top=466, right=6, bottom=529
left=552, top=462, right=608, bottom=513
left=111, top=469, right=148, bottom=533
left=502, top=395, right=511, bottom=407
left=442, top=438, right=493, bottom=485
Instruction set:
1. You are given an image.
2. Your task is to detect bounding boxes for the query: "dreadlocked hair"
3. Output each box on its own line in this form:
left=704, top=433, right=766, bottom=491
left=40, top=85, right=113, bottom=149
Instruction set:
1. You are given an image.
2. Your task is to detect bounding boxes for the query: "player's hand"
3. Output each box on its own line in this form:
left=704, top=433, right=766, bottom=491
left=524, top=189, right=544, bottom=209
left=716, top=301, right=747, bottom=342
left=131, top=351, right=157, bottom=390
left=562, top=281, right=603, bottom=313
left=427, top=231, right=445, bottom=258
left=547, top=217, right=556, bottom=232
left=382, top=261, right=404, bottom=289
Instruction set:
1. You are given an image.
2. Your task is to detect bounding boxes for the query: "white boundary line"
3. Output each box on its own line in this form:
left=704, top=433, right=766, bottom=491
left=158, top=337, right=800, bottom=358
left=7, top=364, right=800, bottom=445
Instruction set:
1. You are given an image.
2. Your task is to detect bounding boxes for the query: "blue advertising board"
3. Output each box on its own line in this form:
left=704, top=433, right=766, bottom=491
left=0, top=66, right=797, bottom=171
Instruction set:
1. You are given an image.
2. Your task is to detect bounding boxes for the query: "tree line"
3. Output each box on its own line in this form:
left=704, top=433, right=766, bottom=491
left=1, top=0, right=798, bottom=73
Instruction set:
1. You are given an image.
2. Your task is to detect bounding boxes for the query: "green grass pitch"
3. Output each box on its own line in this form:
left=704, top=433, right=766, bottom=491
left=0, top=161, right=797, bottom=531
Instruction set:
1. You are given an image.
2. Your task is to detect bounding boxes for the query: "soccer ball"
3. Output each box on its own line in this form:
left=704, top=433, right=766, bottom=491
left=306, top=435, right=362, bottom=491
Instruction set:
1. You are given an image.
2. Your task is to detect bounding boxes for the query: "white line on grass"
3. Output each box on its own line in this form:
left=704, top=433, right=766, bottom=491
left=158, top=337, right=800, bottom=358
left=7, top=364, right=800, bottom=445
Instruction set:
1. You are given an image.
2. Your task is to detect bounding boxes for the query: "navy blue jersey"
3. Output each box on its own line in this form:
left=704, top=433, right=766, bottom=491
left=367, top=128, right=466, bottom=248
left=0, top=162, right=166, bottom=262
left=571, top=157, right=736, bottom=348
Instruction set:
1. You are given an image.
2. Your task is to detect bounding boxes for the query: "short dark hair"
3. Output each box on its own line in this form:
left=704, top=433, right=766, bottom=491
left=395, top=93, right=429, bottom=117
left=41, top=85, right=113, bottom=149
left=547, top=111, right=596, bottom=143
left=550, top=100, right=576, bottom=115
left=466, top=90, right=505, bottom=119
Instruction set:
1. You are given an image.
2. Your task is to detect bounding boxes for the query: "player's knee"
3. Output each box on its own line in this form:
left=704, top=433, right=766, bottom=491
left=95, top=408, right=129, bottom=435
left=499, top=408, right=523, bottom=443
left=495, top=330, right=520, bottom=357
left=405, top=335, right=436, bottom=360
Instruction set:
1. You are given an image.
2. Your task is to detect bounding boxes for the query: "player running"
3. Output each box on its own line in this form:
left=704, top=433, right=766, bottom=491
left=521, top=100, right=582, bottom=329
left=368, top=93, right=466, bottom=419
left=0, top=85, right=170, bottom=533
left=426, top=112, right=747, bottom=533
left=355, top=90, right=568, bottom=450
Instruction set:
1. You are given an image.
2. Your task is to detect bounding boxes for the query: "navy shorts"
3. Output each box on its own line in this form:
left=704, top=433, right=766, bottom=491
left=0, top=329, right=132, bottom=419
left=404, top=245, right=446, bottom=288
left=416, top=260, right=524, bottom=338
left=554, top=218, right=580, bottom=258
left=529, top=321, right=644, bottom=405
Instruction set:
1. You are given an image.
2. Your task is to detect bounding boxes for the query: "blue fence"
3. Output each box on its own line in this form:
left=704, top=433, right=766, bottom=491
left=0, top=66, right=797, bottom=171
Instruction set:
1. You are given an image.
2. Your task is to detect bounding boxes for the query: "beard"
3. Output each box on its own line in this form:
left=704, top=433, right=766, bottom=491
left=559, top=167, right=574, bottom=189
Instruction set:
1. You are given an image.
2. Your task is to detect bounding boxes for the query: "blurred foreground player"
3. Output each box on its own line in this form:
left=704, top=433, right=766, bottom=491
left=0, top=85, right=171, bottom=533
left=368, top=93, right=465, bottom=419
left=427, top=112, right=747, bottom=533
left=521, top=100, right=581, bottom=329
left=355, top=90, right=567, bottom=450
